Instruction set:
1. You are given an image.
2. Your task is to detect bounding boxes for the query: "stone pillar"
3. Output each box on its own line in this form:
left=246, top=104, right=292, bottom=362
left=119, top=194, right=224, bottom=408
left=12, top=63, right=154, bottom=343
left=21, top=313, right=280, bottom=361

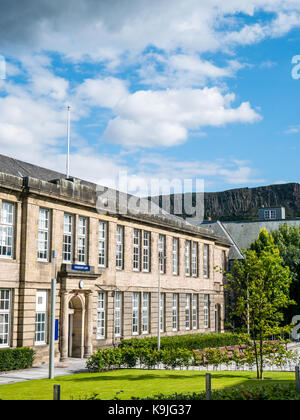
left=84, top=291, right=93, bottom=358
left=60, top=291, right=69, bottom=361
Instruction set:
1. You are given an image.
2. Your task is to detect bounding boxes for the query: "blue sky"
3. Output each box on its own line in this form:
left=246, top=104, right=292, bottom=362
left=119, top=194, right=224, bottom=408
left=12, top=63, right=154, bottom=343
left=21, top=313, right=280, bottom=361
left=0, top=0, right=300, bottom=195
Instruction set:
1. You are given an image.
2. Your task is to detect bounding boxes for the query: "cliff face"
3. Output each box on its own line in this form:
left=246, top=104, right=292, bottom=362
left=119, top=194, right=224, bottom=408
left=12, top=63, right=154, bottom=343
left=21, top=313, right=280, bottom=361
left=151, top=183, right=300, bottom=221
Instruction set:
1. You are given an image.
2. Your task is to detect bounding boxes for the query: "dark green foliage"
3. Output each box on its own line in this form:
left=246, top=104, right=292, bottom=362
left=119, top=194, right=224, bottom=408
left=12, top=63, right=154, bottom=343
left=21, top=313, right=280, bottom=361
left=119, top=333, right=249, bottom=352
left=0, top=347, right=35, bottom=372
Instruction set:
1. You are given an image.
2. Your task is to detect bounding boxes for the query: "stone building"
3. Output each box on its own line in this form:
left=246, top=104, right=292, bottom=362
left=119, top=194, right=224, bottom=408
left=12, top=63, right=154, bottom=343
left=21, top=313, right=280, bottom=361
left=0, top=154, right=230, bottom=364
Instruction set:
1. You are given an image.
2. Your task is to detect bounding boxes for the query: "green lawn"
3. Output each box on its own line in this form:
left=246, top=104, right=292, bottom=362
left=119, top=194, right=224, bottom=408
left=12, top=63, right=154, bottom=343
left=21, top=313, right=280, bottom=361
left=0, top=370, right=295, bottom=400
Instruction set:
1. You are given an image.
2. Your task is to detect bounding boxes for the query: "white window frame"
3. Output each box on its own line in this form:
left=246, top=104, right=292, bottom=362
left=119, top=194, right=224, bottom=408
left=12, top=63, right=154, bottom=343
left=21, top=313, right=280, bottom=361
left=133, top=229, right=141, bottom=271
left=172, top=293, right=179, bottom=331
left=158, top=234, right=166, bottom=274
left=192, top=242, right=198, bottom=277
left=0, top=201, right=14, bottom=259
left=63, top=213, right=73, bottom=263
left=116, top=225, right=124, bottom=270
left=204, top=294, right=210, bottom=329
left=97, top=292, right=106, bottom=339
left=0, top=289, right=11, bottom=348
left=142, top=292, right=150, bottom=334
left=114, top=292, right=122, bottom=337
left=185, top=294, right=191, bottom=330
left=172, top=238, right=179, bottom=275
left=185, top=240, right=191, bottom=276
left=132, top=292, right=140, bottom=335
left=35, top=290, right=47, bottom=345
left=192, top=294, right=198, bottom=330
left=204, top=244, right=210, bottom=279
left=142, top=231, right=151, bottom=272
left=77, top=216, right=87, bottom=264
left=98, top=221, right=108, bottom=268
left=160, top=293, right=165, bottom=333
left=37, top=208, right=50, bottom=262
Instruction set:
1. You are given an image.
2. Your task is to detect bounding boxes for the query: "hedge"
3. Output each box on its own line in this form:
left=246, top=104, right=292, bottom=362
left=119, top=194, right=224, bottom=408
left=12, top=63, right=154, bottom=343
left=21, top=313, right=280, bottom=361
left=137, top=384, right=300, bottom=400
left=0, top=347, right=35, bottom=372
left=119, top=333, right=250, bottom=351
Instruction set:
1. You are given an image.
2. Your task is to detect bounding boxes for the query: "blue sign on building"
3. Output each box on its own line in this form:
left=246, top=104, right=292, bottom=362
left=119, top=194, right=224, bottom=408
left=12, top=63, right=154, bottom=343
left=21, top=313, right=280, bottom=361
left=71, top=264, right=91, bottom=272
left=55, top=319, right=59, bottom=341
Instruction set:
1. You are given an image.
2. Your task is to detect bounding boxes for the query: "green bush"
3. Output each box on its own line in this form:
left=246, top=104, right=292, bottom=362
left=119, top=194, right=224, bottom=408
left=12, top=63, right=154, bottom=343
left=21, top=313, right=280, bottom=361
left=0, top=347, right=35, bottom=372
left=138, top=384, right=300, bottom=400
left=119, top=333, right=250, bottom=352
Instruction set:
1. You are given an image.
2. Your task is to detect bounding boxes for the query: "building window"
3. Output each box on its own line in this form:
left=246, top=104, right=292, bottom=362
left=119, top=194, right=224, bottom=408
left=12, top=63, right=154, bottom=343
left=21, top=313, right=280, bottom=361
left=142, top=231, right=151, bottom=272
left=97, top=292, right=106, bottom=339
left=0, top=289, right=11, bottom=347
left=222, top=251, right=227, bottom=272
left=204, top=244, right=210, bottom=278
left=264, top=209, right=277, bottom=220
left=37, top=208, right=50, bottom=261
left=116, top=225, right=124, bottom=270
left=172, top=238, right=179, bottom=275
left=142, top=292, right=150, bottom=334
left=35, top=291, right=47, bottom=345
left=172, top=293, right=179, bottom=331
left=77, top=217, right=87, bottom=264
left=0, top=202, right=14, bottom=258
left=192, top=242, right=198, bottom=277
left=133, top=229, right=141, bottom=271
left=185, top=240, right=191, bottom=276
left=160, top=293, right=165, bottom=333
left=63, top=214, right=73, bottom=263
left=132, top=292, right=140, bottom=335
left=192, top=295, right=198, bottom=330
left=114, top=292, right=122, bottom=337
left=98, top=221, right=107, bottom=268
left=158, top=235, right=166, bottom=274
left=185, top=294, right=191, bottom=330
left=204, top=294, right=210, bottom=329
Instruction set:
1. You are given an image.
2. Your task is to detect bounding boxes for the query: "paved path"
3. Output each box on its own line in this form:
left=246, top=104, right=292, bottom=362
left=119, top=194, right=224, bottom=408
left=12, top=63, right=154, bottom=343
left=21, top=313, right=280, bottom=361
left=0, top=358, right=88, bottom=385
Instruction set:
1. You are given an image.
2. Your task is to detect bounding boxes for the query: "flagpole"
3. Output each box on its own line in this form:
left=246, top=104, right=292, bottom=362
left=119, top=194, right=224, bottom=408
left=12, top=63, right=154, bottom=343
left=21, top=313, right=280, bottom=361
left=66, top=105, right=71, bottom=179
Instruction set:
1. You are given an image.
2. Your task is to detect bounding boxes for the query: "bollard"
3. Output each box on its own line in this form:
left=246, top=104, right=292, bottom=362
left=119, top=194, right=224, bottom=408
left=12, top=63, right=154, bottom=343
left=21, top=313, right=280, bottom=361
left=53, top=384, right=61, bottom=401
left=206, top=373, right=212, bottom=400
left=296, top=366, right=300, bottom=394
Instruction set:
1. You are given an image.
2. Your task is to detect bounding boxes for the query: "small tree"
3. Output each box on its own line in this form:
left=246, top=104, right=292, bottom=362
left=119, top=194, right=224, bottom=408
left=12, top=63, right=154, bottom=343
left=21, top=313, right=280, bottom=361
left=226, top=229, right=294, bottom=379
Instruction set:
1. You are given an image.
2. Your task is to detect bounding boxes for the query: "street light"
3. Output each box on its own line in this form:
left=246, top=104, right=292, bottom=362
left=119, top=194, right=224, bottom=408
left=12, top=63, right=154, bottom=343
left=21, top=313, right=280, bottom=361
left=158, top=251, right=167, bottom=352
left=49, top=250, right=57, bottom=380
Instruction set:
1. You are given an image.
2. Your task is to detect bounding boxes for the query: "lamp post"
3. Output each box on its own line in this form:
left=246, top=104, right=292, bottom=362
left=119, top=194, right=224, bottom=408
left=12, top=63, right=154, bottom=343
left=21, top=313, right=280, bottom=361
left=158, top=251, right=167, bottom=352
left=49, top=251, right=57, bottom=380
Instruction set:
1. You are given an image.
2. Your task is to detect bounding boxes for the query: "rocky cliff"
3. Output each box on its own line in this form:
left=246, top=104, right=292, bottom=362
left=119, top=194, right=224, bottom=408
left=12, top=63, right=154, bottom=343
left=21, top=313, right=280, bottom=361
left=150, top=183, right=300, bottom=221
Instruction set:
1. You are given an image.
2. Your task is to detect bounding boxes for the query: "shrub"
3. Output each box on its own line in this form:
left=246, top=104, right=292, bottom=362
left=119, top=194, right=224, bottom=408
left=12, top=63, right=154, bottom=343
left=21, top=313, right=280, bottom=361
left=0, top=347, right=35, bottom=372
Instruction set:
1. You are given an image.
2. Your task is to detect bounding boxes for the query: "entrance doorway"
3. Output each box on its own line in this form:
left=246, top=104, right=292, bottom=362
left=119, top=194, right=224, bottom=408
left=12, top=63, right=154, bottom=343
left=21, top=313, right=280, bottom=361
left=68, top=296, right=84, bottom=358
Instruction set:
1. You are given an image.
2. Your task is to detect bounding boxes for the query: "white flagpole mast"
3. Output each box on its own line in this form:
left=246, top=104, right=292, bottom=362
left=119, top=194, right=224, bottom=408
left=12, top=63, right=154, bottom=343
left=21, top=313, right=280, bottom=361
left=66, top=105, right=71, bottom=179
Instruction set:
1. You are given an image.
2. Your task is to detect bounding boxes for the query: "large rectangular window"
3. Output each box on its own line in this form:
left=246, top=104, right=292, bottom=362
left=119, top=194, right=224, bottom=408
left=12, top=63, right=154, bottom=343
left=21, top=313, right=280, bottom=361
left=204, top=294, right=210, bottom=329
left=98, top=221, right=108, bottom=267
left=63, top=214, right=73, bottom=263
left=185, top=240, right=191, bottom=276
left=0, top=289, right=11, bottom=347
left=160, top=293, right=165, bottom=333
left=172, top=293, right=179, bottom=331
left=133, top=229, right=141, bottom=271
left=0, top=202, right=14, bottom=258
left=37, top=208, right=50, bottom=261
left=116, top=225, right=124, bottom=269
left=142, top=231, right=151, bottom=272
left=77, top=217, right=87, bottom=264
left=192, top=295, right=198, bottom=330
left=172, top=238, right=179, bottom=275
left=192, top=242, right=198, bottom=277
left=114, top=292, right=122, bottom=337
left=204, top=244, right=210, bottom=278
left=158, top=234, right=166, bottom=274
left=142, top=292, right=150, bottom=334
left=97, top=292, right=106, bottom=339
left=222, top=250, right=227, bottom=272
left=132, top=293, right=140, bottom=335
left=185, top=294, right=191, bottom=330
left=35, top=290, right=47, bottom=345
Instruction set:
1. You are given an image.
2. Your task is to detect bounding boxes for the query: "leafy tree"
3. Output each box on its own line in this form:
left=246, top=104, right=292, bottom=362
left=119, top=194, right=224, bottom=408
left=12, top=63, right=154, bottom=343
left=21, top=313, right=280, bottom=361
left=226, top=229, right=294, bottom=379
